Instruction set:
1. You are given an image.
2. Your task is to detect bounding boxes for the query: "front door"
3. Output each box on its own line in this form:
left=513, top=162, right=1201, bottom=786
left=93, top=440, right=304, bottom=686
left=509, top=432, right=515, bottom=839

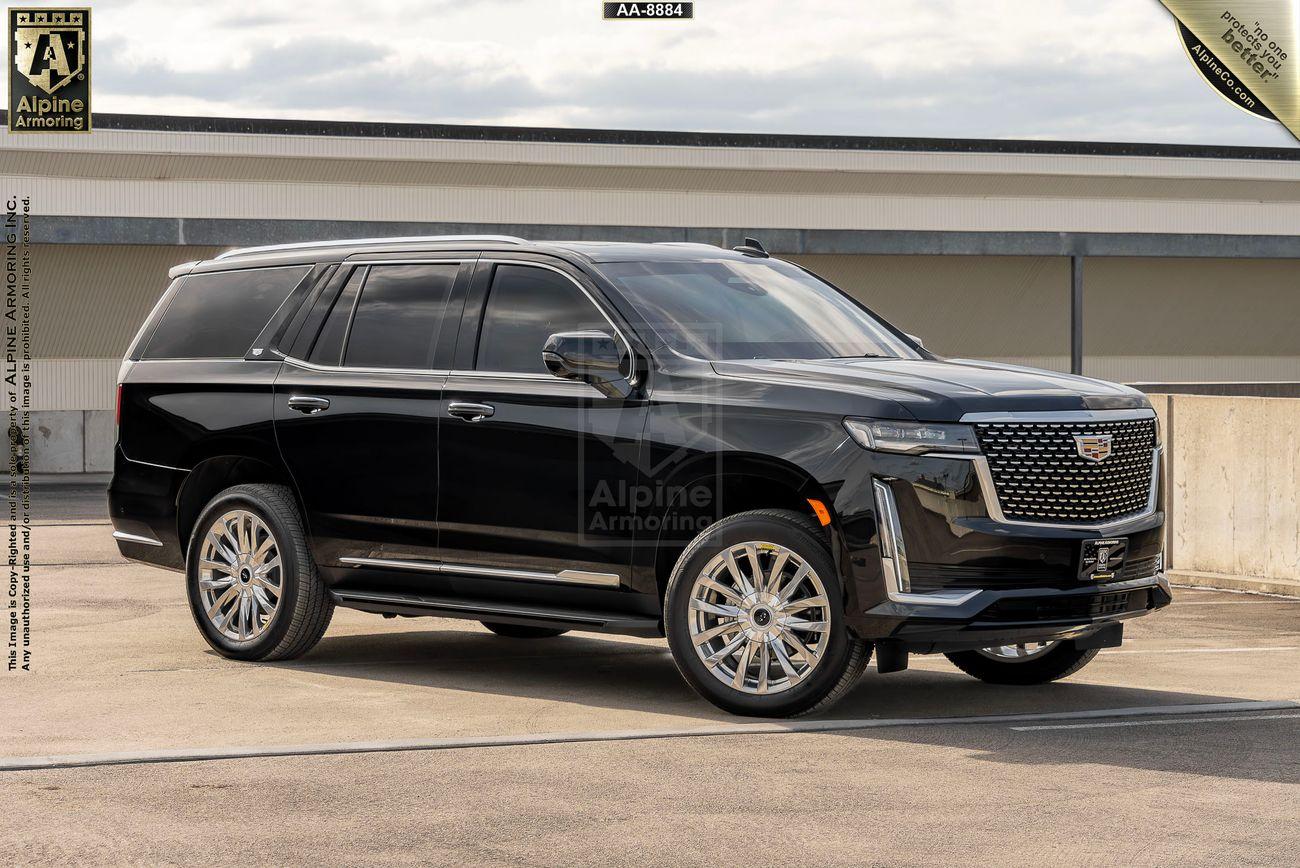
left=437, top=260, right=647, bottom=594
left=275, top=260, right=470, bottom=569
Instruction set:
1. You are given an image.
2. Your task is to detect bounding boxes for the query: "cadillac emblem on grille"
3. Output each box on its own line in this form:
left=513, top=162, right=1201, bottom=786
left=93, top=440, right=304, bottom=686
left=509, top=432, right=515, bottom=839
left=1073, top=433, right=1113, bottom=463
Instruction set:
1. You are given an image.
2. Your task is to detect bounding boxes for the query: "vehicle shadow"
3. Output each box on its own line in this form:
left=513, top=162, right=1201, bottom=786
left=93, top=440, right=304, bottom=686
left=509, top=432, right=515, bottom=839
left=828, top=689, right=1299, bottom=786
left=264, top=625, right=1294, bottom=784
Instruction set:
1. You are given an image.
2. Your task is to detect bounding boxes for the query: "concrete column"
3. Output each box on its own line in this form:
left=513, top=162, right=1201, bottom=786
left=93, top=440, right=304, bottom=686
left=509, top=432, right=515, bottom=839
left=30, top=411, right=85, bottom=473
left=1070, top=255, right=1084, bottom=375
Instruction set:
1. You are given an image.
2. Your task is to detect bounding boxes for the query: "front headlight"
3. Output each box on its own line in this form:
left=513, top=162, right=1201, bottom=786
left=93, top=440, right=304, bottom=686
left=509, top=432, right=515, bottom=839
left=843, top=418, right=980, bottom=455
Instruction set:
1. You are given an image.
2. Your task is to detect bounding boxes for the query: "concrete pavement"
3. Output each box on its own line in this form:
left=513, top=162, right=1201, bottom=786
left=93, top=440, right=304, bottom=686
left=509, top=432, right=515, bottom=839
left=1, top=488, right=1297, bottom=865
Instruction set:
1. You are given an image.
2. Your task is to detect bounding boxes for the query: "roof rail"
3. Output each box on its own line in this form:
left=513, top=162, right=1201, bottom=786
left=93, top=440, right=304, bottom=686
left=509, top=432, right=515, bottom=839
left=167, top=260, right=201, bottom=279
left=214, top=234, right=529, bottom=260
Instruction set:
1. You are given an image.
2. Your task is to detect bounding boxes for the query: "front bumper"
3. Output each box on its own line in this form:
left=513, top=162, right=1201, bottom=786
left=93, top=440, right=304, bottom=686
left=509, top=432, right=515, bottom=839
left=830, top=443, right=1171, bottom=648
left=861, top=573, right=1173, bottom=653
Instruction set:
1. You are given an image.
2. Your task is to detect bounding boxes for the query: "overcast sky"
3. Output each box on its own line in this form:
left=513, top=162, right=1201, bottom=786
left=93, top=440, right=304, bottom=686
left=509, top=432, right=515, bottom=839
left=42, top=0, right=1299, bottom=146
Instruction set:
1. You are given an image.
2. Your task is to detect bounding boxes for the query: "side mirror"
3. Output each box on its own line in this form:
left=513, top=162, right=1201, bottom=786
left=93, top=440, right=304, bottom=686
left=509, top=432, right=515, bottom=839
left=542, top=331, right=632, bottom=398
left=905, top=333, right=925, bottom=349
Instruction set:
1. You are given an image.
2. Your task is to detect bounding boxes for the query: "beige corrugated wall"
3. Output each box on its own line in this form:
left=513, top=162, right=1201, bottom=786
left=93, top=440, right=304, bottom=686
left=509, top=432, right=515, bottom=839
left=1082, top=258, right=1300, bottom=382
left=25, top=246, right=1300, bottom=411
left=29, top=244, right=221, bottom=410
left=789, top=255, right=1071, bottom=370
left=793, top=254, right=1300, bottom=382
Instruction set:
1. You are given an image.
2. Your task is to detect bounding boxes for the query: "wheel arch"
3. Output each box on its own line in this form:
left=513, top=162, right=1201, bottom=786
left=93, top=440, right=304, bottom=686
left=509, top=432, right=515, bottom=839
left=176, top=455, right=300, bottom=560
left=647, top=452, right=841, bottom=600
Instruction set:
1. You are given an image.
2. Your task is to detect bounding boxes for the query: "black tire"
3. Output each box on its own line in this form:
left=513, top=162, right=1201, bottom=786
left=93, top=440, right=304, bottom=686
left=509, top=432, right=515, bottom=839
left=480, top=621, right=569, bottom=639
left=185, top=483, right=333, bottom=661
left=664, top=509, right=871, bottom=718
left=944, top=643, right=1099, bottom=685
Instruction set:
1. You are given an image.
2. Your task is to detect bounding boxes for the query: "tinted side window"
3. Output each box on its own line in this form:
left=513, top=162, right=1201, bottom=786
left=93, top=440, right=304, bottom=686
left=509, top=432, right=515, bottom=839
left=308, top=266, right=365, bottom=366
left=343, top=264, right=460, bottom=369
left=476, top=265, right=608, bottom=374
left=143, top=266, right=309, bottom=360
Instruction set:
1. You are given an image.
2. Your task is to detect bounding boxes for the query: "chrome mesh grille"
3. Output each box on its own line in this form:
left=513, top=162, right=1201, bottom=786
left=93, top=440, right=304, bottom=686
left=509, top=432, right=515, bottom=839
left=974, top=418, right=1157, bottom=524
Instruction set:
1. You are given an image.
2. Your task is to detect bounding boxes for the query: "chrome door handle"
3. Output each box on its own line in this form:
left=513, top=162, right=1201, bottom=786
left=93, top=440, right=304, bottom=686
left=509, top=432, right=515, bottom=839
left=448, top=401, right=495, bottom=422
left=288, top=395, right=331, bottom=414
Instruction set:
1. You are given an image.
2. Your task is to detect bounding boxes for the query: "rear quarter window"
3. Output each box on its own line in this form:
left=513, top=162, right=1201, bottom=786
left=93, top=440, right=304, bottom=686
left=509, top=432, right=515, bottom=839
left=141, top=265, right=310, bottom=360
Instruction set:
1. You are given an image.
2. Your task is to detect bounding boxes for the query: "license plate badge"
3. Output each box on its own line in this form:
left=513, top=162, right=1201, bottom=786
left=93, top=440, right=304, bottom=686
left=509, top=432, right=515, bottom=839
left=1080, top=537, right=1128, bottom=582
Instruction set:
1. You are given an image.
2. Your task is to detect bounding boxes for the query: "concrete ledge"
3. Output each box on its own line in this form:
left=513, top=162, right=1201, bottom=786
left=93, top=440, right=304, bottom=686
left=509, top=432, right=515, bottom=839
left=1169, top=569, right=1300, bottom=598
left=1, top=472, right=111, bottom=487
left=31, top=216, right=1300, bottom=259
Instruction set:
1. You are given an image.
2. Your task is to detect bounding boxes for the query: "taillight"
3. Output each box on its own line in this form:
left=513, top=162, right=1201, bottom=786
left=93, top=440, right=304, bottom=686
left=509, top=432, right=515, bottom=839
left=115, top=384, right=123, bottom=427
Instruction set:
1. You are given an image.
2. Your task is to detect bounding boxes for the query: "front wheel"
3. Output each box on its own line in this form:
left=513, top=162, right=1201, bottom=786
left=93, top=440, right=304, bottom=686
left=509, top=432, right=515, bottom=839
left=944, top=641, right=1099, bottom=685
left=664, top=509, right=871, bottom=718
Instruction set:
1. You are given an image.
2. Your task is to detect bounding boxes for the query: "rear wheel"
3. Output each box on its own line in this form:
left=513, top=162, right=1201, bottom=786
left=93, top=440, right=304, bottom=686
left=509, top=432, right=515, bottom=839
left=664, top=509, right=871, bottom=718
left=186, top=483, right=333, bottom=661
left=480, top=621, right=569, bottom=639
left=944, top=641, right=1099, bottom=685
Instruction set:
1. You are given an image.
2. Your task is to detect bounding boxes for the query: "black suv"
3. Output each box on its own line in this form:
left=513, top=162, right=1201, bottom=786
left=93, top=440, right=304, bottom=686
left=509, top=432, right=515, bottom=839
left=110, top=235, right=1170, bottom=717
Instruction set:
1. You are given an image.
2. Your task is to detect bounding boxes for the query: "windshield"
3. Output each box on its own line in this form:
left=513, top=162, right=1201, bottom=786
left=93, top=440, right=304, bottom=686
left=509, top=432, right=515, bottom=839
left=596, top=258, right=919, bottom=362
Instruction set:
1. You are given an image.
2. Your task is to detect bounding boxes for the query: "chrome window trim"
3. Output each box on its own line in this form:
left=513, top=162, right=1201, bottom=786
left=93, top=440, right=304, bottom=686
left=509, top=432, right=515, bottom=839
left=131, top=357, right=283, bottom=365
left=872, top=479, right=980, bottom=607
left=279, top=351, right=450, bottom=379
left=475, top=258, right=639, bottom=387
left=445, top=369, right=587, bottom=383
left=960, top=409, right=1156, bottom=424
left=277, top=353, right=601, bottom=395
left=928, top=446, right=1162, bottom=532
left=338, top=556, right=621, bottom=588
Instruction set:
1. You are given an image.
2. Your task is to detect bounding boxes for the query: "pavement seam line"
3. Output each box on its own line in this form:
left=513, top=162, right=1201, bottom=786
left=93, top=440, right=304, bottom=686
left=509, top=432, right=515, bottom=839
left=3, top=699, right=1296, bottom=773
left=1010, top=712, right=1300, bottom=731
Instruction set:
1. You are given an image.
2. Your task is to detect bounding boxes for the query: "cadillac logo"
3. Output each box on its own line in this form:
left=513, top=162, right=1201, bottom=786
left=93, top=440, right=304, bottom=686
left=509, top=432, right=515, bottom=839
left=1074, top=434, right=1113, bottom=463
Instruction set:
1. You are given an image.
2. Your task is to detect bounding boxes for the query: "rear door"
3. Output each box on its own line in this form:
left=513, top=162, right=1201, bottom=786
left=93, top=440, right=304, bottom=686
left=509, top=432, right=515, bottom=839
left=274, top=258, right=472, bottom=569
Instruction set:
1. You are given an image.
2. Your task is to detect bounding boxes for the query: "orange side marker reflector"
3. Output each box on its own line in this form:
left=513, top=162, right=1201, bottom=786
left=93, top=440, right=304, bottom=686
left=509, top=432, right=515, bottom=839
left=807, top=499, right=831, bottom=526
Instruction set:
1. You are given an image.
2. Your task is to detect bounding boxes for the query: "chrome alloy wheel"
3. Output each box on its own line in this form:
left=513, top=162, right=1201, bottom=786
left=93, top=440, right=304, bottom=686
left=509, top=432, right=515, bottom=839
left=198, top=509, right=282, bottom=642
left=688, top=541, right=832, bottom=695
left=975, top=641, right=1060, bottom=662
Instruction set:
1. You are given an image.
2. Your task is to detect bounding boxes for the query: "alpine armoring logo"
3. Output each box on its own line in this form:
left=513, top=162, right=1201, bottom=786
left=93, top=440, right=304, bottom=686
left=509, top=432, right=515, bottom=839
left=8, top=8, right=91, bottom=133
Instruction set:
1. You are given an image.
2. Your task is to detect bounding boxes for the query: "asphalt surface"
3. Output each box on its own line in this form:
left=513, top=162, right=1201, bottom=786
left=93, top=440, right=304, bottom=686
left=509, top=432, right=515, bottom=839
left=3, top=485, right=1298, bottom=865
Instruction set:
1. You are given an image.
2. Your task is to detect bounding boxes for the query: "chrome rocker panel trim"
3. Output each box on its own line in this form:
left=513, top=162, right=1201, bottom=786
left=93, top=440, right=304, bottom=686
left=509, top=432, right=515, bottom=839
left=337, top=556, right=621, bottom=588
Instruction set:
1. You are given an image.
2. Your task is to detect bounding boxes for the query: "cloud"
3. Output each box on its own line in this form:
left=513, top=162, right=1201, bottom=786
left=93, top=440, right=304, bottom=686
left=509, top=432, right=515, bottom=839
left=97, top=34, right=546, bottom=121
left=84, top=0, right=1299, bottom=147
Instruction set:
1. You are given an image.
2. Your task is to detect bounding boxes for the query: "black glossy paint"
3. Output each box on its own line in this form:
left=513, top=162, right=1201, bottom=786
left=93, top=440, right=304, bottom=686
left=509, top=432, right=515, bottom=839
left=109, top=238, right=1169, bottom=645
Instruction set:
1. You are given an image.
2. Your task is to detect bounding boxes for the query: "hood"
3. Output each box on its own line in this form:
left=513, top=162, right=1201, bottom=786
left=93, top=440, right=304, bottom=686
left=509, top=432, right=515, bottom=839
left=710, top=356, right=1149, bottom=422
